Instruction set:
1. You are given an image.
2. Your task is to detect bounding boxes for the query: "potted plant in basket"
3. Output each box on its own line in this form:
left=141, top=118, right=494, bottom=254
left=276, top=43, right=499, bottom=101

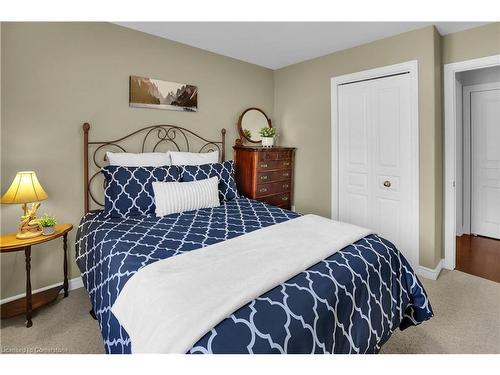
left=259, top=127, right=277, bottom=147
left=39, top=214, right=57, bottom=236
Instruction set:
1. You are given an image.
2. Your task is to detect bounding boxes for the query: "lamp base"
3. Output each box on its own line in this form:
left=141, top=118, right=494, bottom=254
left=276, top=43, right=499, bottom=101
left=16, top=231, right=42, bottom=239
left=17, top=202, right=43, bottom=240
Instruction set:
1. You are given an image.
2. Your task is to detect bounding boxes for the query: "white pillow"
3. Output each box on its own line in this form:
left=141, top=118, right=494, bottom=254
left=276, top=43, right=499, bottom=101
left=152, top=176, right=220, bottom=217
left=169, top=151, right=219, bottom=166
left=106, top=152, right=171, bottom=167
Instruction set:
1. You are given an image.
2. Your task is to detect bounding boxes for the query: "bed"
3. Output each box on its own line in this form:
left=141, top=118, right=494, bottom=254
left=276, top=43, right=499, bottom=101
left=76, top=122, right=433, bottom=354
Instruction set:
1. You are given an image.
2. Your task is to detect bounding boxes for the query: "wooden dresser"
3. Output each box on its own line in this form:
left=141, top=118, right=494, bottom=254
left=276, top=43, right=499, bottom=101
left=233, top=146, right=296, bottom=210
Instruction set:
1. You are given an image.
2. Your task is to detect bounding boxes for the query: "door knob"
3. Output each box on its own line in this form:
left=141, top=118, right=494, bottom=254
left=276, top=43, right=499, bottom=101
left=383, top=180, right=391, bottom=188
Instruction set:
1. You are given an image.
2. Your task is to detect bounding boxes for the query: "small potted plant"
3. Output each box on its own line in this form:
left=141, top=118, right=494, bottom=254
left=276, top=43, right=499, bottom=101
left=259, top=127, right=277, bottom=147
left=39, top=214, right=57, bottom=236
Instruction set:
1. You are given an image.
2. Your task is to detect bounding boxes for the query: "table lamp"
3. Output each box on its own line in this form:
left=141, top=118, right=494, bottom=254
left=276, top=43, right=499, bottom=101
left=1, top=171, right=48, bottom=239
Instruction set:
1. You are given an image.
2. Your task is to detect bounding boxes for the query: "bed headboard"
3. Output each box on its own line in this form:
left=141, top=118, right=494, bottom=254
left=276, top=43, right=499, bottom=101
left=82, top=122, right=226, bottom=213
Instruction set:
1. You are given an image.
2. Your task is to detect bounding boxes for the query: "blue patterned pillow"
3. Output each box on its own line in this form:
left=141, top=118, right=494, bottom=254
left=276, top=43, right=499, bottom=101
left=102, top=165, right=180, bottom=218
left=181, top=161, right=239, bottom=202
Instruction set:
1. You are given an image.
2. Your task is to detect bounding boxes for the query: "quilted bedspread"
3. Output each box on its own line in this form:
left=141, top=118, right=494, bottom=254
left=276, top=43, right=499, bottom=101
left=75, top=198, right=432, bottom=354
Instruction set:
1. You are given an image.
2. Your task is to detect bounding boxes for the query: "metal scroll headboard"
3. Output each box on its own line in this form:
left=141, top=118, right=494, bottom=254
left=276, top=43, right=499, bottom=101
left=82, top=122, right=226, bottom=213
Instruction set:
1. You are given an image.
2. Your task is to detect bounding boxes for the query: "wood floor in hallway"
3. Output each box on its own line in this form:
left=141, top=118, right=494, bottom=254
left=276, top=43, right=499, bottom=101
left=456, top=234, right=500, bottom=283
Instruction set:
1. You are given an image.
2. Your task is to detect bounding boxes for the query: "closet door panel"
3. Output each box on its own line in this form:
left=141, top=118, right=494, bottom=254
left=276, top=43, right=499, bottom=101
left=338, top=84, right=371, bottom=228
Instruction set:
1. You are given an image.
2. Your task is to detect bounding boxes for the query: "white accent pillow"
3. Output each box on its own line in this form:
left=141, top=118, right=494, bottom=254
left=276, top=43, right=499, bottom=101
left=152, top=176, right=220, bottom=217
left=169, top=151, right=219, bottom=166
left=106, top=152, right=171, bottom=167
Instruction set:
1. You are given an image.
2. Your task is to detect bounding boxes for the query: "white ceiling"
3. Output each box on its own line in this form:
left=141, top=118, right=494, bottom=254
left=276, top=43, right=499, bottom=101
left=116, top=22, right=488, bottom=70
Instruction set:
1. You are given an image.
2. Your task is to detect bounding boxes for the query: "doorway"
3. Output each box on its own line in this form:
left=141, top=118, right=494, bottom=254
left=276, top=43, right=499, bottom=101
left=444, top=55, right=500, bottom=282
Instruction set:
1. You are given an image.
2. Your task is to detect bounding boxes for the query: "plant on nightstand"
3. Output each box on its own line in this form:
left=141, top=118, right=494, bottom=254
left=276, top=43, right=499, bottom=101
left=39, top=214, right=57, bottom=236
left=259, top=127, right=277, bottom=147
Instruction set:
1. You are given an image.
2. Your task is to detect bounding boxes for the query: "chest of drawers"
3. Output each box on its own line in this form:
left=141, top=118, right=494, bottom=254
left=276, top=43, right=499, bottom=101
left=233, top=146, right=296, bottom=210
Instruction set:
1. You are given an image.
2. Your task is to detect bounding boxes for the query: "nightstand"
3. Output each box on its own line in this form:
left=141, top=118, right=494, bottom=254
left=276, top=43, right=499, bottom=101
left=0, top=224, right=73, bottom=327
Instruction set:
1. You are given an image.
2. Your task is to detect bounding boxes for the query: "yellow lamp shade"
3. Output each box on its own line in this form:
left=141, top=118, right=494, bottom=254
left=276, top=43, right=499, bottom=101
left=1, top=171, right=48, bottom=204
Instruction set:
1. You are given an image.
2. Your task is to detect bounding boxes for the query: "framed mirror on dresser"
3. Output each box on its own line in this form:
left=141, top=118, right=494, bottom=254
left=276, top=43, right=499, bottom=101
left=237, top=107, right=272, bottom=144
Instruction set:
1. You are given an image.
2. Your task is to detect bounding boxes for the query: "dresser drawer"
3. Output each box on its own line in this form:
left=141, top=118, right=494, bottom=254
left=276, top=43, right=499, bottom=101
left=255, top=180, right=292, bottom=197
left=256, top=169, right=292, bottom=184
left=256, top=159, right=292, bottom=171
left=259, top=150, right=293, bottom=161
left=260, top=192, right=291, bottom=207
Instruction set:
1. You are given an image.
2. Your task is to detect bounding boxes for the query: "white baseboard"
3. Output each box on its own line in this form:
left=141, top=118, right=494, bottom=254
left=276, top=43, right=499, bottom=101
left=1, top=276, right=83, bottom=305
left=417, top=259, right=444, bottom=280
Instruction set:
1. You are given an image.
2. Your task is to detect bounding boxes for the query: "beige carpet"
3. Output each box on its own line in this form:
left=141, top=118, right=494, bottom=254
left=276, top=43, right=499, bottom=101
left=1, top=270, right=499, bottom=354
left=380, top=269, right=500, bottom=354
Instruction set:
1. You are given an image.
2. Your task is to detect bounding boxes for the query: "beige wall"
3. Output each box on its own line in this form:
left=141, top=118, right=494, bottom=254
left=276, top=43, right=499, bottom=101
left=0, top=22, right=274, bottom=299
left=274, top=26, right=443, bottom=268
left=1, top=22, right=498, bottom=299
left=433, top=27, right=444, bottom=263
left=442, top=22, right=500, bottom=64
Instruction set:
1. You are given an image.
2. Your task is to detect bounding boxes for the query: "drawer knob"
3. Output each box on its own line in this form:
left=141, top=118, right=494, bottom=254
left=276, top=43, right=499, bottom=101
left=383, top=180, right=391, bottom=188
left=260, top=163, right=268, bottom=168
left=283, top=173, right=289, bottom=177
left=283, top=184, right=289, bottom=189
left=259, top=187, right=268, bottom=193
left=282, top=196, right=289, bottom=201
left=261, top=175, right=268, bottom=181
left=283, top=162, right=290, bottom=166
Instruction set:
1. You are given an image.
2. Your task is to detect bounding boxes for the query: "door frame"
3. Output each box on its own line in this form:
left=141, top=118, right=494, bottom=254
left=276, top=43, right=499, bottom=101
left=443, top=54, right=500, bottom=270
left=462, top=82, right=500, bottom=235
left=331, top=60, right=419, bottom=267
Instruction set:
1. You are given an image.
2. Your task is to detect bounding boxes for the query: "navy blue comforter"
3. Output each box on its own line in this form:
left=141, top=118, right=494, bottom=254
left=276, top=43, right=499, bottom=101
left=75, top=198, right=432, bottom=354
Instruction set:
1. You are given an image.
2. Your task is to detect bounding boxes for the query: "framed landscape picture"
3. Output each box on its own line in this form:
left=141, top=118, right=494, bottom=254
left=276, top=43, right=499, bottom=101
left=129, top=76, right=198, bottom=112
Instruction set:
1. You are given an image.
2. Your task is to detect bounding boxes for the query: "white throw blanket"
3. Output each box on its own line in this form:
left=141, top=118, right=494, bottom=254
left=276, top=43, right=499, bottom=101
left=111, top=214, right=371, bottom=353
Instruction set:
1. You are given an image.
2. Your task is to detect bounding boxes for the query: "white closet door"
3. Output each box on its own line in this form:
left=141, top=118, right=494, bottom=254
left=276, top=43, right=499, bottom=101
left=338, top=74, right=416, bottom=265
left=471, top=88, right=500, bottom=239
